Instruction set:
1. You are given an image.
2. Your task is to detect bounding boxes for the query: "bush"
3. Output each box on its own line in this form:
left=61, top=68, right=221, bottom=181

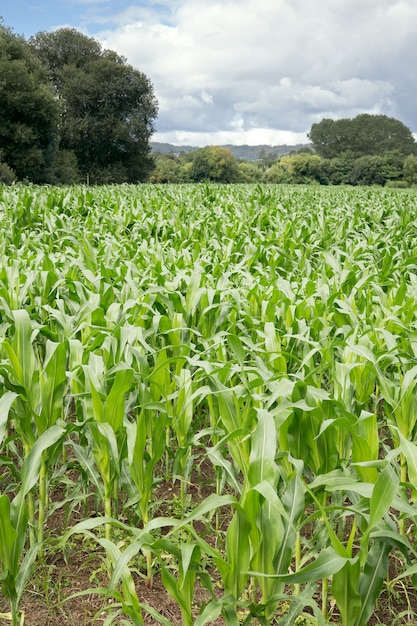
left=48, top=150, right=80, bottom=184
left=403, top=154, right=417, bottom=186
left=385, top=180, right=409, bottom=188
left=0, top=161, right=17, bottom=184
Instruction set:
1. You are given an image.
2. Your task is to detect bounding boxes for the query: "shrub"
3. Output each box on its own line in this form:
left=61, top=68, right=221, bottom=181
left=385, top=179, right=408, bottom=188
left=0, top=161, right=17, bottom=184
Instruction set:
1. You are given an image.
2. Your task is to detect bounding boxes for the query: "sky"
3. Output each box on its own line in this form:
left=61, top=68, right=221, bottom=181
left=2, top=0, right=417, bottom=147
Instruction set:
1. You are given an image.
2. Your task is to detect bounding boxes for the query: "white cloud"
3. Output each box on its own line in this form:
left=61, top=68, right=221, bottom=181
left=200, top=90, right=213, bottom=105
left=153, top=128, right=309, bottom=147
left=94, top=0, right=417, bottom=145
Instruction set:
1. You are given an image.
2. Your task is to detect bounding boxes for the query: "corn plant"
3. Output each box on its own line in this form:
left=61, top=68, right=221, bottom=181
left=70, top=358, right=133, bottom=539
left=0, top=310, right=67, bottom=550
left=125, top=404, right=167, bottom=587
left=0, top=424, right=64, bottom=626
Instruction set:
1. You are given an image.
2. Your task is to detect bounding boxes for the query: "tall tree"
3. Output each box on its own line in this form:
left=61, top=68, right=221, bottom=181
left=30, top=29, right=158, bottom=183
left=308, top=114, right=417, bottom=160
left=0, top=24, right=58, bottom=182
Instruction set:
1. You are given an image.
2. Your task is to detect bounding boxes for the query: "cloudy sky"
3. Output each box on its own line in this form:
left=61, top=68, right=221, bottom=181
left=2, top=0, right=417, bottom=146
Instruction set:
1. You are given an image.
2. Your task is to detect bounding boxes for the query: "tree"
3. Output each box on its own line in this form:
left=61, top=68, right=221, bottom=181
left=148, top=153, right=189, bottom=183
left=403, top=155, right=417, bottom=186
left=237, top=161, right=261, bottom=182
left=290, top=154, right=329, bottom=184
left=327, top=153, right=355, bottom=185
left=0, top=24, right=59, bottom=182
left=30, top=29, right=158, bottom=183
left=263, top=161, right=292, bottom=184
left=257, top=149, right=279, bottom=171
left=349, top=155, right=390, bottom=186
left=308, top=114, right=416, bottom=160
left=188, top=147, right=240, bottom=182
left=263, top=154, right=328, bottom=184
left=380, top=150, right=405, bottom=182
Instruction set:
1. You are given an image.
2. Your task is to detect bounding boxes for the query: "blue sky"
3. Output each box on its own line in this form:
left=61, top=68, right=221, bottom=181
left=2, top=1, right=417, bottom=147
left=1, top=1, right=160, bottom=37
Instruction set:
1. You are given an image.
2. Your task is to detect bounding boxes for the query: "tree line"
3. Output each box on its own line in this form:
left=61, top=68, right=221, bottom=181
left=1, top=18, right=417, bottom=186
left=150, top=115, right=417, bottom=186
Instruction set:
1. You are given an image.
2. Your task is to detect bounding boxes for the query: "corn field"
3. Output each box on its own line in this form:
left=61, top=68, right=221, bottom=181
left=1, top=183, right=417, bottom=625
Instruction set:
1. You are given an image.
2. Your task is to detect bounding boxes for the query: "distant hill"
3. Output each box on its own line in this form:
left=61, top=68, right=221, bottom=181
left=150, top=141, right=310, bottom=161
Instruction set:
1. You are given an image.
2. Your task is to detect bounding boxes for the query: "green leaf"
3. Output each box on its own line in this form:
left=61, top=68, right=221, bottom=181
left=276, top=585, right=326, bottom=626
left=396, top=429, right=417, bottom=488
left=275, top=472, right=305, bottom=574
left=20, top=424, right=66, bottom=497
left=105, top=367, right=133, bottom=432
left=227, top=334, right=246, bottom=366
left=0, top=495, right=18, bottom=574
left=109, top=494, right=237, bottom=592
left=11, top=309, right=35, bottom=393
left=39, top=340, right=67, bottom=432
left=71, top=441, right=104, bottom=501
left=161, top=564, right=192, bottom=624
left=140, top=603, right=172, bottom=626
left=0, top=391, right=19, bottom=446
left=8, top=491, right=28, bottom=582
left=206, top=446, right=242, bottom=494
left=248, top=409, right=278, bottom=487
left=367, top=463, right=399, bottom=538
left=400, top=363, right=417, bottom=399
left=185, top=267, right=202, bottom=317
left=194, top=599, right=223, bottom=626
left=356, top=541, right=391, bottom=626
left=96, top=422, right=120, bottom=476
left=248, top=547, right=348, bottom=584
left=180, top=542, right=200, bottom=589
left=15, top=542, right=39, bottom=605
left=225, top=505, right=251, bottom=598
left=174, top=493, right=237, bottom=529
left=332, top=559, right=361, bottom=626
left=90, top=377, right=105, bottom=423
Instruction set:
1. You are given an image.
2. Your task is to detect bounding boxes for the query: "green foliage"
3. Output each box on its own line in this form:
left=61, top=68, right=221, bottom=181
left=0, top=161, right=16, bottom=184
left=148, top=153, right=190, bottom=183
left=0, top=23, right=158, bottom=184
left=309, top=114, right=417, bottom=160
left=327, top=153, right=355, bottom=184
left=47, top=149, right=80, bottom=185
left=403, top=154, right=417, bottom=186
left=0, top=425, right=64, bottom=625
left=263, top=160, right=293, bottom=183
left=188, top=146, right=241, bottom=182
left=29, top=28, right=158, bottom=183
left=0, top=24, right=59, bottom=182
left=349, top=155, right=391, bottom=186
left=237, top=161, right=261, bottom=182
left=263, top=146, right=413, bottom=186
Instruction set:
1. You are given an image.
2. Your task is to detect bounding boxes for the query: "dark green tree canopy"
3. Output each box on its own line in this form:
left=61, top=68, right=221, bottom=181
left=308, top=114, right=417, bottom=160
left=29, top=28, right=102, bottom=86
left=29, top=28, right=158, bottom=183
left=0, top=24, right=59, bottom=182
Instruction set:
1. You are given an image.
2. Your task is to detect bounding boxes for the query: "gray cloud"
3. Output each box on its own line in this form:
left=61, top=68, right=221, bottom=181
left=96, top=0, right=417, bottom=145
